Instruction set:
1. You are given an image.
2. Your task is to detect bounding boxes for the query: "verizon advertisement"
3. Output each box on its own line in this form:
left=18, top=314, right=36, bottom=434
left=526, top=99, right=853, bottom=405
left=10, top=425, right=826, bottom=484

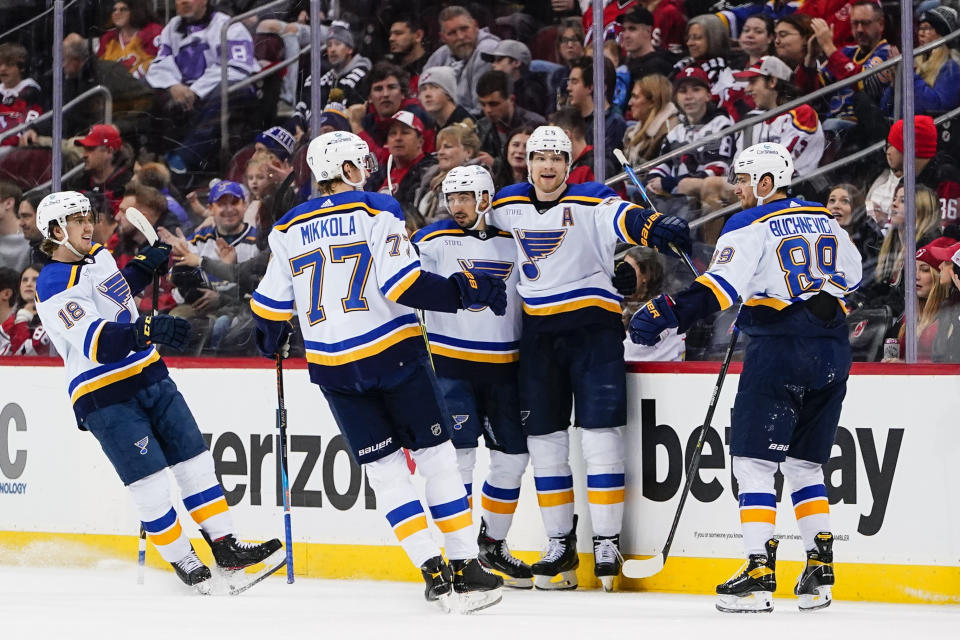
left=1, top=362, right=958, bottom=568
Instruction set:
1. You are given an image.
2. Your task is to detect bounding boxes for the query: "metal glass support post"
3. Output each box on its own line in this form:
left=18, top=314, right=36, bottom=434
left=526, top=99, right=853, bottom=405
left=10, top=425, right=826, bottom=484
left=52, top=0, right=64, bottom=191
left=309, top=0, right=324, bottom=197
left=901, top=6, right=918, bottom=363
left=591, top=1, right=605, bottom=183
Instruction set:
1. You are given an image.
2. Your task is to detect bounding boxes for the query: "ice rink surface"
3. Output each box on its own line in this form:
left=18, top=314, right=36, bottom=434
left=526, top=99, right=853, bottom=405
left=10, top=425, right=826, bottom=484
left=2, top=563, right=957, bottom=639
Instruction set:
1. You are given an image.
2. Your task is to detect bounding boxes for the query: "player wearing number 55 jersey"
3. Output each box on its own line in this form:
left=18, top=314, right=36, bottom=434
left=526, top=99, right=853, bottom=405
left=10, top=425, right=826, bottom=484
left=486, top=126, right=691, bottom=591
left=34, top=191, right=284, bottom=594
left=251, top=131, right=506, bottom=612
left=630, top=143, right=862, bottom=613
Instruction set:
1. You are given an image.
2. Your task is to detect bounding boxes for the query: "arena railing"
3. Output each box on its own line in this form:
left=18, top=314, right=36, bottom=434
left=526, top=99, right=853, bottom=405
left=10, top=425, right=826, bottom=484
left=604, top=27, right=960, bottom=189
left=2, top=84, right=113, bottom=142
left=0, top=0, right=79, bottom=41
left=218, top=0, right=291, bottom=166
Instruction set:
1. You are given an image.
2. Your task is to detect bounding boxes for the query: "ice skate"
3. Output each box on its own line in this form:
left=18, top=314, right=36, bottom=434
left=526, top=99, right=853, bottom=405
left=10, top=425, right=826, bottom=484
left=716, top=538, right=778, bottom=613
left=531, top=514, right=579, bottom=590
left=450, top=558, right=504, bottom=613
left=795, top=532, right=834, bottom=611
left=421, top=556, right=454, bottom=612
left=201, top=530, right=286, bottom=594
left=593, top=534, right=622, bottom=592
left=171, top=546, right=212, bottom=595
left=477, top=518, right=533, bottom=589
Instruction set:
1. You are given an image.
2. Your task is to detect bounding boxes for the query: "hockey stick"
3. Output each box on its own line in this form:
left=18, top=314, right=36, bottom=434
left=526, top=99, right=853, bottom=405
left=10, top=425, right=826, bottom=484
left=125, top=206, right=158, bottom=585
left=623, top=319, right=741, bottom=579
left=275, top=354, right=295, bottom=583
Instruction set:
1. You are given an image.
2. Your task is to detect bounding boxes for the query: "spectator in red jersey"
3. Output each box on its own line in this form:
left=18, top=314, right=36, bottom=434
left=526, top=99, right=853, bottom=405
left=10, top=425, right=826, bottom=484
left=64, top=124, right=132, bottom=215
left=0, top=267, right=16, bottom=328
left=0, top=263, right=52, bottom=357
left=671, top=15, right=751, bottom=120
left=797, top=0, right=854, bottom=49
left=0, top=43, right=42, bottom=147
left=366, top=110, right=438, bottom=227
left=98, top=0, right=163, bottom=80
left=639, top=0, right=688, bottom=56
left=360, top=62, right=436, bottom=167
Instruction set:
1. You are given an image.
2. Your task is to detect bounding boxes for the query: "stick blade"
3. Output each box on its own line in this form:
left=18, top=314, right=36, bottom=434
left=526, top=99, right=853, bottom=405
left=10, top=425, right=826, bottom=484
left=622, top=554, right=665, bottom=579
left=124, top=206, right=159, bottom=246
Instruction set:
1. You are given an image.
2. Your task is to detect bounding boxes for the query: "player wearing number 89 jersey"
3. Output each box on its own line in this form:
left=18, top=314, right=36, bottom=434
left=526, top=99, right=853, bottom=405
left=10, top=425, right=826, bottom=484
left=630, top=142, right=861, bottom=613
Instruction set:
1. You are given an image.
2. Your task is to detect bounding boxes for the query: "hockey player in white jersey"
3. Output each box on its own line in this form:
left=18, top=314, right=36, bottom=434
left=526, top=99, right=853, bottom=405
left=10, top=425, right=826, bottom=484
left=250, top=131, right=507, bottom=612
left=630, top=142, right=862, bottom=612
left=412, top=165, right=532, bottom=588
left=33, top=191, right=284, bottom=594
left=487, top=126, right=691, bottom=591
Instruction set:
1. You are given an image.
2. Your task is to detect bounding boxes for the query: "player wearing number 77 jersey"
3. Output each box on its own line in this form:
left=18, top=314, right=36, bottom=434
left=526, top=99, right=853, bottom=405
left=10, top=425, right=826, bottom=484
left=630, top=142, right=862, bottom=613
left=250, top=131, right=507, bottom=612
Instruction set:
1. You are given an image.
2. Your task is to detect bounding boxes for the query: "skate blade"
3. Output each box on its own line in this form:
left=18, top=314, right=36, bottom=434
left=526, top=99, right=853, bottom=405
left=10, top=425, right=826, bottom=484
left=716, top=591, right=773, bottom=613
left=798, top=586, right=832, bottom=611
left=193, top=579, right=214, bottom=596
left=453, top=587, right=503, bottom=614
left=501, top=575, right=533, bottom=589
left=429, top=592, right=454, bottom=614
left=533, top=570, right=578, bottom=590
left=599, top=575, right=615, bottom=592
left=224, top=548, right=287, bottom=596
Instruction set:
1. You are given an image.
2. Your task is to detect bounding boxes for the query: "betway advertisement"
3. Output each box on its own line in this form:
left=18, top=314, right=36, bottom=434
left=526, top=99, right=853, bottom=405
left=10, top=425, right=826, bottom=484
left=1, top=361, right=958, bottom=570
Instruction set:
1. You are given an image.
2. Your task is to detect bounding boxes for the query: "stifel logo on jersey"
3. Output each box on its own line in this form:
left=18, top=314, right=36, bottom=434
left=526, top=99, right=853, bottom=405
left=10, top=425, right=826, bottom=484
left=515, top=229, right=567, bottom=279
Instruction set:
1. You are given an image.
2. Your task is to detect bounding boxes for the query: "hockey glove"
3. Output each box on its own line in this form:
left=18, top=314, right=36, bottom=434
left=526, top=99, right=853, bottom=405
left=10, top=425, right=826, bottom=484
left=255, top=319, right=292, bottom=359
left=612, top=260, right=637, bottom=296
left=450, top=271, right=507, bottom=316
left=129, top=242, right=173, bottom=277
left=629, top=295, right=679, bottom=346
left=134, top=314, right=191, bottom=351
left=642, top=212, right=692, bottom=256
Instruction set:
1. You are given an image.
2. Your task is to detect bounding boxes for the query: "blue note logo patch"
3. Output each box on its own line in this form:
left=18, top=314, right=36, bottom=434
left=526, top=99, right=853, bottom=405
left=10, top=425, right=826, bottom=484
left=515, top=228, right=566, bottom=280
left=452, top=414, right=470, bottom=430
left=98, top=272, right=133, bottom=322
left=134, top=436, right=149, bottom=455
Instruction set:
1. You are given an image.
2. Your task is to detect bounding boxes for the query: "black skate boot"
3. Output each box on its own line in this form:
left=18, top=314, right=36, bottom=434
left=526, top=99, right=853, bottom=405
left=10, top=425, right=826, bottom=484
left=171, top=546, right=212, bottom=594
left=201, top=530, right=286, bottom=594
left=531, top=514, right=579, bottom=590
left=477, top=518, right=533, bottom=589
left=593, top=534, right=622, bottom=592
left=794, top=532, right=835, bottom=611
left=420, top=556, right=454, bottom=612
left=450, top=558, right=504, bottom=613
left=716, top=538, right=779, bottom=613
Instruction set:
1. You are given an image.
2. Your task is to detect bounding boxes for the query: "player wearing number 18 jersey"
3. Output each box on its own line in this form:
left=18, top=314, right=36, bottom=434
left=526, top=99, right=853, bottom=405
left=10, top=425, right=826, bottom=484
left=630, top=143, right=862, bottom=613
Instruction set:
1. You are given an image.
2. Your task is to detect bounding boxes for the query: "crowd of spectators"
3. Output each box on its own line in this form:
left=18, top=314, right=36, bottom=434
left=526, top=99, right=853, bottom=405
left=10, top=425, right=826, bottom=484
left=2, top=0, right=960, bottom=363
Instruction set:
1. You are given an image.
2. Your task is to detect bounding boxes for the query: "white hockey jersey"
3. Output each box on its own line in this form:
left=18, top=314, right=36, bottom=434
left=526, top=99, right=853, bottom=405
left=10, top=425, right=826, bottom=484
left=694, top=198, right=862, bottom=329
left=412, top=219, right=520, bottom=379
left=35, top=244, right=166, bottom=422
left=145, top=10, right=256, bottom=100
left=648, top=106, right=736, bottom=184
left=488, top=182, right=647, bottom=331
left=736, top=105, right=825, bottom=176
left=188, top=223, right=259, bottom=290
left=251, top=191, right=431, bottom=387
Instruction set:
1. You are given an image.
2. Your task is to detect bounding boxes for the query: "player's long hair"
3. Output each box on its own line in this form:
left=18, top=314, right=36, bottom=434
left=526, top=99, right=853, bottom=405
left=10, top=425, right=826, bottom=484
left=875, top=185, right=942, bottom=286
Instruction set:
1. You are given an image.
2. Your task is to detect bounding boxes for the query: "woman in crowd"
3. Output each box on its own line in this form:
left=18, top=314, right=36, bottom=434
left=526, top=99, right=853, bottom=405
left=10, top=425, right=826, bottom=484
left=493, top=126, right=535, bottom=189
left=775, top=13, right=817, bottom=93
left=621, top=246, right=684, bottom=362
left=415, top=124, right=484, bottom=228
left=0, top=264, right=51, bottom=356
left=622, top=74, right=678, bottom=165
left=673, top=14, right=750, bottom=120
left=552, top=18, right=586, bottom=108
left=738, top=15, right=776, bottom=66
left=884, top=248, right=950, bottom=362
left=98, top=0, right=163, bottom=79
left=826, top=183, right=883, bottom=286
left=243, top=154, right=278, bottom=226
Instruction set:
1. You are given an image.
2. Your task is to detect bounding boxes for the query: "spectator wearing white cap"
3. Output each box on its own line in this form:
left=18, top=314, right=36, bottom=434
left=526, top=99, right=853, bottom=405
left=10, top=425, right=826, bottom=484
left=418, top=66, right=475, bottom=133
left=481, top=39, right=550, bottom=116
left=422, top=5, right=501, bottom=113
left=366, top=110, right=438, bottom=227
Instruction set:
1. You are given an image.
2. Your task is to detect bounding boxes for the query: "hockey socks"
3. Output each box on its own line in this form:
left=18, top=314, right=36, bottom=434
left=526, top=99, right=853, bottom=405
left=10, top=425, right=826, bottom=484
left=172, top=451, right=234, bottom=541
left=732, top=457, right=778, bottom=556
left=582, top=427, right=625, bottom=538
left=479, top=450, right=529, bottom=540
left=455, top=447, right=476, bottom=510
left=528, top=432, right=574, bottom=538
left=128, top=469, right=192, bottom=564
left=413, top=442, right=477, bottom=561
left=782, top=457, right=831, bottom=552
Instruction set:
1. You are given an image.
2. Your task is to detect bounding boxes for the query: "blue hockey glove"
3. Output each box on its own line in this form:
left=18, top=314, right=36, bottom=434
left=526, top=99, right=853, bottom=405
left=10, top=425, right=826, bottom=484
left=129, top=242, right=173, bottom=277
left=450, top=271, right=507, bottom=316
left=255, top=319, right=292, bottom=359
left=134, top=314, right=190, bottom=350
left=629, top=295, right=679, bottom=345
left=612, top=260, right=637, bottom=296
left=641, top=212, right=692, bottom=256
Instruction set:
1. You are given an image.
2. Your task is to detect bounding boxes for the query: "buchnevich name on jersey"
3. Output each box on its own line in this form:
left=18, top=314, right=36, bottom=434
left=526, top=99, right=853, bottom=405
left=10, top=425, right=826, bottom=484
left=413, top=218, right=520, bottom=381
left=768, top=215, right=833, bottom=237
left=300, top=215, right=357, bottom=244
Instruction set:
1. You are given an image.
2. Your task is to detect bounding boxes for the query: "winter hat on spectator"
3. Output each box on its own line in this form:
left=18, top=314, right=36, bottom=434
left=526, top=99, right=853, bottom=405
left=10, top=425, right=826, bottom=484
left=75, top=124, right=122, bottom=151
left=919, top=6, right=959, bottom=38
left=256, top=126, right=296, bottom=161
left=922, top=237, right=960, bottom=266
left=419, top=67, right=458, bottom=102
left=328, top=20, right=355, bottom=50
left=208, top=180, right=245, bottom=204
left=673, top=66, right=711, bottom=93
left=617, top=7, right=655, bottom=27
left=733, top=56, right=793, bottom=82
left=481, top=40, right=532, bottom=67
left=317, top=102, right=351, bottom=132
left=887, top=115, right=938, bottom=159
left=391, top=110, right=426, bottom=137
